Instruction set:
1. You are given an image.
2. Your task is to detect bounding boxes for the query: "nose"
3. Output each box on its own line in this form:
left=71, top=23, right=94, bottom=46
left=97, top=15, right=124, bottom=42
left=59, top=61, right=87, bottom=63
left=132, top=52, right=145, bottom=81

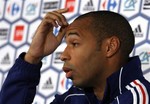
left=60, top=47, right=70, bottom=61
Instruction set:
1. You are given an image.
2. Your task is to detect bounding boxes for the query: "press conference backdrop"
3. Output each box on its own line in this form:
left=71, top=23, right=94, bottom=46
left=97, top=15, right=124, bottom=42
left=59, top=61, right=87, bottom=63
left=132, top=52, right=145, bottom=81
left=0, top=0, right=150, bottom=103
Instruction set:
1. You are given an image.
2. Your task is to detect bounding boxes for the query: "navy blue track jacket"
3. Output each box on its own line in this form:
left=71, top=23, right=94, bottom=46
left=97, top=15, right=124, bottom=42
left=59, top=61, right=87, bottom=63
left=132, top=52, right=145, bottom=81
left=0, top=53, right=150, bottom=104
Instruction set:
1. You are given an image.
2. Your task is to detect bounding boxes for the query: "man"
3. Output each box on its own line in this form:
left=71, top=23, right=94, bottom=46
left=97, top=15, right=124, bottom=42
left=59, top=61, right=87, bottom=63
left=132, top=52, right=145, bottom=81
left=0, top=8, right=150, bottom=104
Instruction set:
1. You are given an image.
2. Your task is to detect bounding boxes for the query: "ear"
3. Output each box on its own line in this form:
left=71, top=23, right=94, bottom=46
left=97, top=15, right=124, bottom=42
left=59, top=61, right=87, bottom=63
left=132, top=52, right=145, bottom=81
left=105, top=36, right=120, bottom=58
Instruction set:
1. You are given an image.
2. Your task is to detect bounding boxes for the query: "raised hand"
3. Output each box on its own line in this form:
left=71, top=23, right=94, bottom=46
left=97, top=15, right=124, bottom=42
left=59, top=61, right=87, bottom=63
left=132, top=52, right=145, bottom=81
left=25, top=8, right=69, bottom=64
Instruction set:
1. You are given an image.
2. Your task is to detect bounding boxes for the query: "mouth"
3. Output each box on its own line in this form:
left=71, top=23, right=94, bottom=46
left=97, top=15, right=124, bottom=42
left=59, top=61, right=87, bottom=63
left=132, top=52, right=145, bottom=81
left=63, top=67, right=73, bottom=78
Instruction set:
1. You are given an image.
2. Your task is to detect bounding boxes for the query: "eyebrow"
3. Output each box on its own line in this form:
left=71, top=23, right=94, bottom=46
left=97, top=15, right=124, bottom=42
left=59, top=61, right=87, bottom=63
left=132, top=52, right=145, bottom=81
left=65, top=32, right=80, bottom=38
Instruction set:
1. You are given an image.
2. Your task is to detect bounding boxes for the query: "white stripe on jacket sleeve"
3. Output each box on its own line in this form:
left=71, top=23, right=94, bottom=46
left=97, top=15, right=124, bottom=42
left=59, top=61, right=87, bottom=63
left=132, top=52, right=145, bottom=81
left=126, top=79, right=149, bottom=104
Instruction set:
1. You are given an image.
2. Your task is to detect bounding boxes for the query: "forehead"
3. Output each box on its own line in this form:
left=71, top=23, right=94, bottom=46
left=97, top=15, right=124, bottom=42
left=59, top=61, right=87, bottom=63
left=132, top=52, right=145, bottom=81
left=70, top=18, right=92, bottom=28
left=65, top=19, right=92, bottom=37
left=69, top=19, right=87, bottom=29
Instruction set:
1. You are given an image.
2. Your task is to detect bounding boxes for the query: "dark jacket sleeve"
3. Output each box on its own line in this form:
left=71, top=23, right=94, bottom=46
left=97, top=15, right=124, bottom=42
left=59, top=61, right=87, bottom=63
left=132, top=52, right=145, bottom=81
left=0, top=53, right=42, bottom=104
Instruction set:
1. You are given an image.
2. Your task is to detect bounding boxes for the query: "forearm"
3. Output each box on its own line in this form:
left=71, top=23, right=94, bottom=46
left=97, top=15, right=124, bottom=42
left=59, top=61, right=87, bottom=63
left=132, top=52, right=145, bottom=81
left=0, top=53, right=42, bottom=104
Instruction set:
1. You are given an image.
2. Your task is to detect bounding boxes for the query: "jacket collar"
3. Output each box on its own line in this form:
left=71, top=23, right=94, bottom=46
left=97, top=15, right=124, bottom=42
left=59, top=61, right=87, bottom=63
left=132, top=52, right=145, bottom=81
left=102, top=56, right=144, bottom=103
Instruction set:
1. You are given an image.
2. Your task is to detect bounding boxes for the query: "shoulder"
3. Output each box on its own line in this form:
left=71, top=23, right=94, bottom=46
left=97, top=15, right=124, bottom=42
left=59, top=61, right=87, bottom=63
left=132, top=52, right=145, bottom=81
left=112, top=78, right=150, bottom=104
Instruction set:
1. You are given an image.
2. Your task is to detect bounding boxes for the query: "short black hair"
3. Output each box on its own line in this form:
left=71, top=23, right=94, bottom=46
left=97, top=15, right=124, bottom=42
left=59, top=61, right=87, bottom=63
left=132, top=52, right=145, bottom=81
left=75, top=11, right=135, bottom=58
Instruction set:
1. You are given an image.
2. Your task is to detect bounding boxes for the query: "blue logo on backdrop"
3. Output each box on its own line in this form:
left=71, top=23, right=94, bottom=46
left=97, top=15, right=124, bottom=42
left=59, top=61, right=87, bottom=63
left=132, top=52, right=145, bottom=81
left=124, top=0, right=137, bottom=11
left=139, top=52, right=150, bottom=64
left=8, top=3, right=20, bottom=16
left=107, top=0, right=117, bottom=10
left=26, top=3, right=37, bottom=15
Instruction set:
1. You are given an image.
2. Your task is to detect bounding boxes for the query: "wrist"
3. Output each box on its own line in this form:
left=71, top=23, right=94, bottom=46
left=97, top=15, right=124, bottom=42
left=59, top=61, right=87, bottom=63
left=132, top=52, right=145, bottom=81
left=24, top=52, right=42, bottom=64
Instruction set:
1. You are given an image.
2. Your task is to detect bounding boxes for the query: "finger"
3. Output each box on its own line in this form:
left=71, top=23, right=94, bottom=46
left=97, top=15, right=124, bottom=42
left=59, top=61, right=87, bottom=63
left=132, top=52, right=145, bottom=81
left=44, top=19, right=58, bottom=28
left=44, top=8, right=68, bottom=27
left=52, top=11, right=68, bottom=25
left=56, top=8, right=69, bottom=14
left=46, top=11, right=68, bottom=26
left=56, top=26, right=68, bottom=43
left=47, top=12, right=63, bottom=26
left=45, top=12, right=63, bottom=26
left=44, top=14, right=59, bottom=27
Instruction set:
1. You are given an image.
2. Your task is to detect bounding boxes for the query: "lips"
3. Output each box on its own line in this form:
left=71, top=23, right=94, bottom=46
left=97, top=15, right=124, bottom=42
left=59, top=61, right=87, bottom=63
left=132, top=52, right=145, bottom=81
left=63, top=67, right=73, bottom=78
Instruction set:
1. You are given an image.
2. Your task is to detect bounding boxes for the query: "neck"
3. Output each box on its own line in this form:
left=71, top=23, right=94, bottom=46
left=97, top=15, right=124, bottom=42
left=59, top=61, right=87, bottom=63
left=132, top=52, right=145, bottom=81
left=93, top=56, right=128, bottom=100
left=93, top=87, right=105, bottom=100
left=93, top=54, right=127, bottom=100
left=93, top=79, right=106, bottom=100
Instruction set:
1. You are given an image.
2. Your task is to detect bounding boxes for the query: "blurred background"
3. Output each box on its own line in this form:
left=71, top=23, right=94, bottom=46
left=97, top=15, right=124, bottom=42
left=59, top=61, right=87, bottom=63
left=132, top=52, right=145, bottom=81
left=0, top=0, right=150, bottom=103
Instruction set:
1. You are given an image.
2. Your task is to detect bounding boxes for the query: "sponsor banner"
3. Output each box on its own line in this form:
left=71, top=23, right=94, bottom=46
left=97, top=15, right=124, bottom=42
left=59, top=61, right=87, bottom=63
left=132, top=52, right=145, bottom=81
left=120, top=0, right=141, bottom=18
left=38, top=68, right=58, bottom=97
left=41, top=55, right=52, bottom=72
left=79, top=0, right=99, bottom=14
left=16, top=44, right=29, bottom=58
left=129, top=16, right=149, bottom=45
left=0, top=1, right=5, bottom=19
left=28, top=19, right=41, bottom=44
left=141, top=0, right=150, bottom=17
left=10, top=20, right=28, bottom=47
left=61, top=0, right=79, bottom=19
left=41, top=0, right=60, bottom=17
left=57, top=72, right=72, bottom=94
left=4, top=0, right=22, bottom=22
left=0, top=21, right=10, bottom=47
left=0, top=45, right=15, bottom=72
left=0, top=0, right=150, bottom=103
left=135, top=43, right=150, bottom=71
left=22, top=0, right=41, bottom=22
left=52, top=43, right=67, bottom=71
left=99, top=0, right=120, bottom=12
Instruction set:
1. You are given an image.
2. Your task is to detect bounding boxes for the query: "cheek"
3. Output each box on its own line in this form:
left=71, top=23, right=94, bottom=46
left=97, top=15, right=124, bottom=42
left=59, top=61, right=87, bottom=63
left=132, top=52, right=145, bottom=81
left=72, top=49, right=100, bottom=76
left=70, top=47, right=104, bottom=86
left=71, top=48, right=92, bottom=68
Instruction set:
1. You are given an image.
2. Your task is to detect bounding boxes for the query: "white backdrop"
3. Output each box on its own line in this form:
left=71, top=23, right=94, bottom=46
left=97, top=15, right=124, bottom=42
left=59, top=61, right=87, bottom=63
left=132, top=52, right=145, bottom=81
left=0, top=0, right=150, bottom=104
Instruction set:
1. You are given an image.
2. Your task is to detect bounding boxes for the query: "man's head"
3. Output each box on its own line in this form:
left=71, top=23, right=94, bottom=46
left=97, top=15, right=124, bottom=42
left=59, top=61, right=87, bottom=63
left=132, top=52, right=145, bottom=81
left=60, top=11, right=135, bottom=88
left=75, top=11, right=135, bottom=59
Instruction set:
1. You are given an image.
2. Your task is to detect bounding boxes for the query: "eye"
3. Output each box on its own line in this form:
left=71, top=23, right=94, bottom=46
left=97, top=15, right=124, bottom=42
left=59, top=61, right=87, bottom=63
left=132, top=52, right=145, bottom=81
left=72, top=42, right=79, bottom=47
